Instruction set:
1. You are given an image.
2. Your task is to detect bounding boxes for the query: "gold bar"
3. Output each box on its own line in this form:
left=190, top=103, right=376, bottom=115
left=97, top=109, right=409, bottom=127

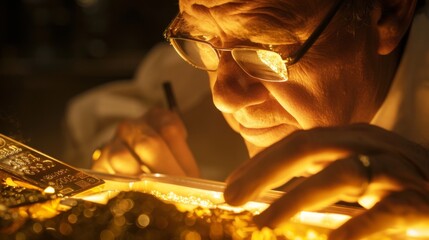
left=0, top=133, right=104, bottom=197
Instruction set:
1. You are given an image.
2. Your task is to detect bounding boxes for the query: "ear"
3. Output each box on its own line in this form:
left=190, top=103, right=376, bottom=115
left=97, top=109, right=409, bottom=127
left=374, top=0, right=417, bottom=55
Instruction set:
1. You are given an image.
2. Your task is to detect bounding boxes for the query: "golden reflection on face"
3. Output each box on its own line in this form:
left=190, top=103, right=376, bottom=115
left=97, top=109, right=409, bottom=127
left=179, top=0, right=383, bottom=155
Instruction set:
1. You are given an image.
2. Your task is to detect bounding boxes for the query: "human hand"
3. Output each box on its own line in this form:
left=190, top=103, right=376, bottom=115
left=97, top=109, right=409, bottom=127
left=224, top=123, right=429, bottom=240
left=91, top=107, right=199, bottom=177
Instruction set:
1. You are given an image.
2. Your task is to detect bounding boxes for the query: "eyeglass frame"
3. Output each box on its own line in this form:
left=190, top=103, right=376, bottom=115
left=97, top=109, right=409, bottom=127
left=164, top=0, right=346, bottom=80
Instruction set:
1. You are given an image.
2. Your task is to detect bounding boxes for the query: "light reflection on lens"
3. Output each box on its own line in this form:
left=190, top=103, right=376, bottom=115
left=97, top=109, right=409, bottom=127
left=256, top=50, right=288, bottom=80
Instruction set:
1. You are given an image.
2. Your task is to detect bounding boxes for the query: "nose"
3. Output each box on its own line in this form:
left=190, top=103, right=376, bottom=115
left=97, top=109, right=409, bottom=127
left=212, top=53, right=269, bottom=113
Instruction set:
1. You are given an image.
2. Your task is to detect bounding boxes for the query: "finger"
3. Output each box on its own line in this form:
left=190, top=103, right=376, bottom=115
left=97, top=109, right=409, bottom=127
left=117, top=119, right=187, bottom=176
left=91, top=144, right=114, bottom=174
left=145, top=108, right=200, bottom=177
left=224, top=129, right=351, bottom=205
left=356, top=153, right=427, bottom=208
left=252, top=157, right=366, bottom=228
left=91, top=142, right=117, bottom=174
left=229, top=124, right=427, bottom=182
left=107, top=139, right=144, bottom=175
left=225, top=124, right=428, bottom=206
left=329, top=189, right=429, bottom=240
left=91, top=154, right=116, bottom=174
left=254, top=153, right=429, bottom=230
left=91, top=139, right=143, bottom=175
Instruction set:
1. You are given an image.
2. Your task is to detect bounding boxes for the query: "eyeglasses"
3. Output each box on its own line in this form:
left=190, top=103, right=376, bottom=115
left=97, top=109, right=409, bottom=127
left=164, top=0, right=345, bottom=82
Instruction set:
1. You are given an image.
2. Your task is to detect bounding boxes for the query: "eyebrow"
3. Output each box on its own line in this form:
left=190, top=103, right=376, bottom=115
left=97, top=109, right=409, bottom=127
left=180, top=0, right=317, bottom=45
left=235, top=12, right=303, bottom=44
left=180, top=13, right=304, bottom=46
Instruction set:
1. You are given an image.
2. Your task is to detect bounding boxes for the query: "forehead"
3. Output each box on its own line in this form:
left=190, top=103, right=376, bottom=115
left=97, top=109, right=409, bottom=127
left=178, top=0, right=323, bottom=44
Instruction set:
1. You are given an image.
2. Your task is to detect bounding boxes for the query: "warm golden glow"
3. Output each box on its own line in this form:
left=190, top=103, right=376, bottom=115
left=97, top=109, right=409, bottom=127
left=358, top=195, right=379, bottom=209
left=150, top=190, right=216, bottom=210
left=5, top=177, right=42, bottom=191
left=9, top=171, right=427, bottom=240
left=92, top=148, right=102, bottom=161
left=406, top=227, right=429, bottom=238
left=43, top=186, right=56, bottom=194
left=257, top=50, right=288, bottom=80
left=140, top=165, right=152, bottom=174
left=26, top=198, right=63, bottom=220
left=136, top=213, right=150, bottom=228
left=294, top=211, right=350, bottom=229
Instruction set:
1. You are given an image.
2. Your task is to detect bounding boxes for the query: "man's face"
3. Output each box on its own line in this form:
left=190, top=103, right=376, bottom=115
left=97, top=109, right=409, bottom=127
left=179, top=0, right=387, bottom=156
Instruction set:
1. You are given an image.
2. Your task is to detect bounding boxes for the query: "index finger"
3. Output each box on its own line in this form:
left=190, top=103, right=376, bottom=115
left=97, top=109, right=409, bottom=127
left=253, top=157, right=365, bottom=228
left=224, top=128, right=355, bottom=206
left=116, top=118, right=187, bottom=176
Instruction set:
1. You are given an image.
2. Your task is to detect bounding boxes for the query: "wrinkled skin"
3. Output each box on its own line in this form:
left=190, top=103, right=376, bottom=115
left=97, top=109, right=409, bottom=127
left=180, top=0, right=389, bottom=155
left=180, top=0, right=429, bottom=239
left=93, top=0, right=429, bottom=239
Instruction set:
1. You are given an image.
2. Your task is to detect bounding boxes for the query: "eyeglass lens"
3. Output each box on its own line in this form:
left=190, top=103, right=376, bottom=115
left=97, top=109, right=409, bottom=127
left=172, top=38, right=288, bottom=81
left=172, top=38, right=219, bottom=71
left=232, top=49, right=288, bottom=81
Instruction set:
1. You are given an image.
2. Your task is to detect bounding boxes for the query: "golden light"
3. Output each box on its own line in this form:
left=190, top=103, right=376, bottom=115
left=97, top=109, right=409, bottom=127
left=91, top=148, right=102, bottom=161
left=294, top=211, right=350, bottom=229
left=43, top=186, right=56, bottom=194
left=3, top=170, right=429, bottom=239
left=257, top=50, right=288, bottom=80
left=406, top=227, right=429, bottom=238
left=71, top=172, right=428, bottom=239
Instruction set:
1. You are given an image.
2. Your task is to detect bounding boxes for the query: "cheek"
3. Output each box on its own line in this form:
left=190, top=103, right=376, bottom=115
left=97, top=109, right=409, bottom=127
left=208, top=72, right=241, bottom=132
left=264, top=81, right=321, bottom=128
left=265, top=66, right=357, bottom=128
left=208, top=72, right=217, bottom=90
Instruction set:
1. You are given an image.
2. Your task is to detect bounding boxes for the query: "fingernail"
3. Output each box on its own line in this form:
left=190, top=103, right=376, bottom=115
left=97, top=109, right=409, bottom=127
left=224, top=184, right=237, bottom=203
left=224, top=183, right=241, bottom=206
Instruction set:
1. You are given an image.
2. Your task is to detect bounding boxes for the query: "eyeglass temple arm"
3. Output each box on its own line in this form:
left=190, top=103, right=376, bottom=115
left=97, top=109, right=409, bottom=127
left=287, top=0, right=346, bottom=65
left=163, top=13, right=181, bottom=40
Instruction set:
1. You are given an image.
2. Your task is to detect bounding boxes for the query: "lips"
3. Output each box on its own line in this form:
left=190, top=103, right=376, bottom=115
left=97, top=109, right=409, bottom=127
left=233, top=111, right=288, bottom=138
left=230, top=107, right=298, bottom=146
left=238, top=123, right=285, bottom=137
left=236, top=121, right=299, bottom=148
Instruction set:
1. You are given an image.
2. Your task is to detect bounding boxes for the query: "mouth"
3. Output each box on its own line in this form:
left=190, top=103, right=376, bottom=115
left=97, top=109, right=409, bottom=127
left=237, top=122, right=299, bottom=148
left=229, top=109, right=299, bottom=146
left=238, top=124, right=285, bottom=137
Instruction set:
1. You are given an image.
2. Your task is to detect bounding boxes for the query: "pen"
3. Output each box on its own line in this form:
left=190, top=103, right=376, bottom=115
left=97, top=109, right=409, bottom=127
left=162, top=81, right=179, bottom=112
left=121, top=140, right=152, bottom=174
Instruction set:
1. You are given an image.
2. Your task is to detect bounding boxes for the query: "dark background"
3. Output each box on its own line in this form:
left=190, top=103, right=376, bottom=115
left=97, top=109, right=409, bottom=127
left=0, top=0, right=177, bottom=160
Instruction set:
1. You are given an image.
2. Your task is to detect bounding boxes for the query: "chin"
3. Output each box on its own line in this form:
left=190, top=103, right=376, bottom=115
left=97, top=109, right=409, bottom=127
left=242, top=134, right=283, bottom=150
left=243, top=134, right=283, bottom=158
left=239, top=124, right=297, bottom=151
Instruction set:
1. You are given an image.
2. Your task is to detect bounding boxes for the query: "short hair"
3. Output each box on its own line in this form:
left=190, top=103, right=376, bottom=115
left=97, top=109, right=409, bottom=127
left=343, top=0, right=426, bottom=34
left=342, top=1, right=375, bottom=33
